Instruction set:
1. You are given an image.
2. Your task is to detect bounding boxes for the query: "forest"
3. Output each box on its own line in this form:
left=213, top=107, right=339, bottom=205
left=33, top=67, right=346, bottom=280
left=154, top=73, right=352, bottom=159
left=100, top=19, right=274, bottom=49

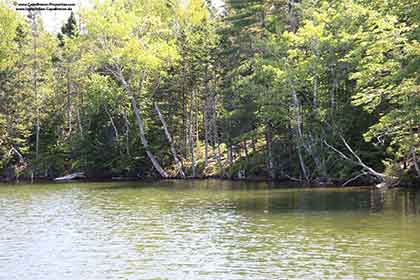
left=0, top=0, right=419, bottom=187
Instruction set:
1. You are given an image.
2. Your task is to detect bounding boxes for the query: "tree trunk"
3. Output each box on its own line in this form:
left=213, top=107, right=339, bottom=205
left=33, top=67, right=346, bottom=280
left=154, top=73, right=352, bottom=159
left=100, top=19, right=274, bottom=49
left=309, top=47, right=329, bottom=178
left=182, top=75, right=188, bottom=159
left=414, top=149, right=420, bottom=177
left=117, top=70, right=168, bottom=178
left=123, top=110, right=130, bottom=156
left=288, top=0, right=327, bottom=180
left=104, top=104, right=118, bottom=139
left=330, top=72, right=337, bottom=117
left=265, top=125, right=275, bottom=179
left=67, top=68, right=72, bottom=134
left=251, top=138, right=257, bottom=153
left=227, top=144, right=233, bottom=166
left=31, top=12, right=40, bottom=175
left=189, top=91, right=196, bottom=177
left=154, top=102, right=185, bottom=178
left=287, top=0, right=299, bottom=33
left=211, top=94, right=225, bottom=177
left=195, top=96, right=200, bottom=148
left=35, top=109, right=40, bottom=161
left=313, top=73, right=317, bottom=110
left=243, top=140, right=249, bottom=159
left=410, top=121, right=420, bottom=177
left=204, top=112, right=209, bottom=169
left=213, top=139, right=224, bottom=177
left=290, top=88, right=309, bottom=181
left=76, top=99, right=83, bottom=138
left=287, top=2, right=310, bottom=181
left=203, top=87, right=210, bottom=169
left=324, top=136, right=398, bottom=188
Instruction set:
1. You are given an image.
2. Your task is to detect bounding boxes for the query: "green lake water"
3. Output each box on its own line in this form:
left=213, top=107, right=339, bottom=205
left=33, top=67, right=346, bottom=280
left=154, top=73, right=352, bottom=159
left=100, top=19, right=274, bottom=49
left=1, top=180, right=420, bottom=280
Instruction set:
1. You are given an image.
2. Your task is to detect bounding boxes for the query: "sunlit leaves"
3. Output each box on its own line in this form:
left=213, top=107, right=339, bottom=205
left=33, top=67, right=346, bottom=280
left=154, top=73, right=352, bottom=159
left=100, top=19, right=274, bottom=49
left=0, top=4, right=20, bottom=70
left=83, top=0, right=179, bottom=73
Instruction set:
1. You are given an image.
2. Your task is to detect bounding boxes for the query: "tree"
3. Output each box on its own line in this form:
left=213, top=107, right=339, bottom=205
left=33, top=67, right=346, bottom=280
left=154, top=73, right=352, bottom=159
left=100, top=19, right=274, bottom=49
left=82, top=0, right=181, bottom=177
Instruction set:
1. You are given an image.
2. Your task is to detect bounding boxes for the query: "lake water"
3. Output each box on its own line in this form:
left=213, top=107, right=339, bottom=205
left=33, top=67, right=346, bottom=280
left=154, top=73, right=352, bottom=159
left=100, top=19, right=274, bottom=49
left=1, top=180, right=420, bottom=280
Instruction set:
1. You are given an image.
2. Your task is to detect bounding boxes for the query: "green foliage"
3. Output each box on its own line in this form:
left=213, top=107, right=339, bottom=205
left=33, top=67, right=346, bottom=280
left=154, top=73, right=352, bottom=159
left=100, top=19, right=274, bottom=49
left=0, top=0, right=418, bottom=183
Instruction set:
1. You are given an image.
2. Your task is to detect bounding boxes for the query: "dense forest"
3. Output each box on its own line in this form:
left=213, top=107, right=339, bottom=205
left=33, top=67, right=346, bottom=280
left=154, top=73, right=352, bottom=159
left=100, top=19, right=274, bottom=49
left=0, top=0, right=419, bottom=187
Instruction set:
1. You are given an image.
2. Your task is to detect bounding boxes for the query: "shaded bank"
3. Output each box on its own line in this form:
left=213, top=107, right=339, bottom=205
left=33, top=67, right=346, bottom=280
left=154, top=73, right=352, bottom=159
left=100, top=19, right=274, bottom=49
left=1, top=174, right=419, bottom=189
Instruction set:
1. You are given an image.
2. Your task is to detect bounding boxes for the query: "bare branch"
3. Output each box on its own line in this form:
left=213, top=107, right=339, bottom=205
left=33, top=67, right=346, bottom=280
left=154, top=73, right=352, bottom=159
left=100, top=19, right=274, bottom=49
left=103, top=104, right=119, bottom=138
left=8, top=146, right=25, bottom=163
left=339, top=136, right=386, bottom=179
left=342, top=172, right=368, bottom=187
left=323, top=140, right=353, bottom=162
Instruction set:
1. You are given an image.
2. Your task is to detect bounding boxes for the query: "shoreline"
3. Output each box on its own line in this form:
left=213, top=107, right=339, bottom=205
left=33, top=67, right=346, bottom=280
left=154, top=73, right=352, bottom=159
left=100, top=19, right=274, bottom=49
left=1, top=175, right=418, bottom=188
left=0, top=176, right=381, bottom=188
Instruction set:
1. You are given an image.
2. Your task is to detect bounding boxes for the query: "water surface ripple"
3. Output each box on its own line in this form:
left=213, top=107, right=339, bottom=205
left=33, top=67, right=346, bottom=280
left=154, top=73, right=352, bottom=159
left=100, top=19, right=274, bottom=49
left=1, top=180, right=420, bottom=279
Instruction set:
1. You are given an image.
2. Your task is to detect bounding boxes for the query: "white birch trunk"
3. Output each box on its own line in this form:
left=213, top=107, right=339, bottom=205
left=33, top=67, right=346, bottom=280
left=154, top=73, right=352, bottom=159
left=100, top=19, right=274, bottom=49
left=123, top=110, right=130, bottom=156
left=67, top=68, right=72, bottom=134
left=115, top=69, right=168, bottom=178
left=76, top=98, right=83, bottom=138
left=203, top=93, right=209, bottom=169
left=154, top=102, right=185, bottom=178
left=189, top=91, right=196, bottom=177
left=291, top=88, right=309, bottom=181
left=104, top=104, right=119, bottom=138
left=265, top=127, right=275, bottom=179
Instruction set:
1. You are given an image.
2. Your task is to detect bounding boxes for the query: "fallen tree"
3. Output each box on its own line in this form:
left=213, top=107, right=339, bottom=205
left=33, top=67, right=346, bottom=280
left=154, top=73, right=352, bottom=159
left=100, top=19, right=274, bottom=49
left=54, top=172, right=86, bottom=182
left=154, top=102, right=185, bottom=178
left=324, top=136, right=399, bottom=188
